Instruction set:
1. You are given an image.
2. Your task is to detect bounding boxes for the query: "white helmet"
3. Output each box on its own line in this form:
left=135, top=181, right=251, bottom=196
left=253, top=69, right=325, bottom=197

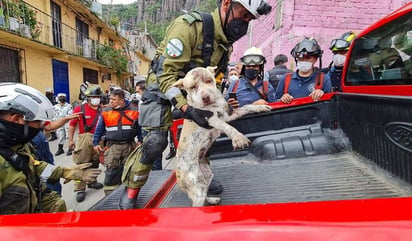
left=232, top=0, right=272, bottom=18
left=240, top=46, right=266, bottom=65
left=0, top=83, right=54, bottom=121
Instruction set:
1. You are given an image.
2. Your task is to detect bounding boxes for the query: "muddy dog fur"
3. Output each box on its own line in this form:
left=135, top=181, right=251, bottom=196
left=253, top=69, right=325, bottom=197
left=173, top=67, right=272, bottom=207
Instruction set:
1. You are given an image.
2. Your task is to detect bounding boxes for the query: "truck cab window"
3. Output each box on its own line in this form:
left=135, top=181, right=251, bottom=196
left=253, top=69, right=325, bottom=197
left=346, top=12, right=412, bottom=86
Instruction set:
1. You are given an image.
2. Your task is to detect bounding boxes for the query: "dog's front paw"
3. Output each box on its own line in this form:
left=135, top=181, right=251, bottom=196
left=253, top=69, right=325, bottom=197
left=232, top=133, right=250, bottom=149
left=254, top=105, right=272, bottom=113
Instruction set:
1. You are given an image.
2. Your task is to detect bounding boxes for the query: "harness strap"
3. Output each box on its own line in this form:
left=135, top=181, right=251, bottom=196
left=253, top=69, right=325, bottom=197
left=81, top=104, right=100, bottom=133
left=284, top=72, right=325, bottom=94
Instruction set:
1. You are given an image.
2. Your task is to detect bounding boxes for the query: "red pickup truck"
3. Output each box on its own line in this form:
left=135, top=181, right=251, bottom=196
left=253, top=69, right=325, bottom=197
left=1, top=3, right=412, bottom=241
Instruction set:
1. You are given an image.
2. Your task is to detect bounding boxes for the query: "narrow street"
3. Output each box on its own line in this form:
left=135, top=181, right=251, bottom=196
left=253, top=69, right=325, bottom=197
left=50, top=135, right=176, bottom=211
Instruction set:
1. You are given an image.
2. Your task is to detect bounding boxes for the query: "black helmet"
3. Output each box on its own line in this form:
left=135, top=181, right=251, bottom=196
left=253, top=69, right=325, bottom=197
left=84, top=86, right=103, bottom=97
left=291, top=37, right=323, bottom=58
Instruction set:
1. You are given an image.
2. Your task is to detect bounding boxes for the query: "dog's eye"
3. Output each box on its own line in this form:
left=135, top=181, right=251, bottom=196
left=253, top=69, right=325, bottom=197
left=190, top=84, right=198, bottom=91
left=204, top=78, right=212, bottom=84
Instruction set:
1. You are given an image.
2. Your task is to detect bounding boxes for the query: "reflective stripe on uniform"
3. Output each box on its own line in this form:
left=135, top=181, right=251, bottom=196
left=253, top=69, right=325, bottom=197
left=106, top=125, right=133, bottom=131
left=133, top=174, right=149, bottom=182
left=40, top=164, right=56, bottom=182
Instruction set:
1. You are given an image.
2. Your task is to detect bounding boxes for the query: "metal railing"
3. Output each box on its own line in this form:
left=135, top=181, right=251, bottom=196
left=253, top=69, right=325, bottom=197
left=0, top=1, right=118, bottom=62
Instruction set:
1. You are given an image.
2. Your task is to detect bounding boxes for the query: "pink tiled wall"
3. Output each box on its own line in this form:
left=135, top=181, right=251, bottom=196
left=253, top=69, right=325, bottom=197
left=231, top=0, right=410, bottom=71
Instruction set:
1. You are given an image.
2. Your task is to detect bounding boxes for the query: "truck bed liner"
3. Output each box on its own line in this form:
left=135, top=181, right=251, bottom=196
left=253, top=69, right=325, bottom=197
left=160, top=152, right=412, bottom=208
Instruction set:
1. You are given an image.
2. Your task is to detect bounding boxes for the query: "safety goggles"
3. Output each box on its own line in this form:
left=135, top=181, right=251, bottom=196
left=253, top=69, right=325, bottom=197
left=242, top=55, right=265, bottom=65
left=330, top=39, right=351, bottom=50
left=291, top=41, right=320, bottom=58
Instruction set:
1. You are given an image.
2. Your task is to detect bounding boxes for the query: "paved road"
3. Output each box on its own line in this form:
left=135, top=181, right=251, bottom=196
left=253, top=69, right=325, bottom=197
left=49, top=135, right=175, bottom=211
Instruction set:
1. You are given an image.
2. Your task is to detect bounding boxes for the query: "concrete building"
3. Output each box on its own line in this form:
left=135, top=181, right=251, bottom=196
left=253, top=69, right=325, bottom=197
left=231, top=0, right=410, bottom=71
left=0, top=0, right=130, bottom=103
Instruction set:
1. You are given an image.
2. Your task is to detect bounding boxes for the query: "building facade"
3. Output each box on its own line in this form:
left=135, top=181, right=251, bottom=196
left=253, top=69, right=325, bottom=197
left=0, top=0, right=130, bottom=103
left=231, top=0, right=410, bottom=71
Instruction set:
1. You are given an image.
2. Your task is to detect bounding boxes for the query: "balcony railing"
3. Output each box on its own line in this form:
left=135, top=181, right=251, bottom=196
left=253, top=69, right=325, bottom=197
left=0, top=0, right=118, bottom=62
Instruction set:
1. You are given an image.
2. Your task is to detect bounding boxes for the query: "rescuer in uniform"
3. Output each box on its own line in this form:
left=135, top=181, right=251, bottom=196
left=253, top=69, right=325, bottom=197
left=93, top=89, right=139, bottom=195
left=120, top=0, right=272, bottom=209
left=68, top=85, right=105, bottom=202
left=0, top=83, right=101, bottom=214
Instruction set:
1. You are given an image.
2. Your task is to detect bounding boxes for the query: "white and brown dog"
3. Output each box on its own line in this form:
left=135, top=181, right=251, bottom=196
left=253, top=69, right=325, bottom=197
left=173, top=66, right=272, bottom=207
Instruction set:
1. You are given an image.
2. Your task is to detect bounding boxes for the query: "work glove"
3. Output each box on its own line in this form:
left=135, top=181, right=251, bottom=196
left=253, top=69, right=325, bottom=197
left=182, top=106, right=213, bottom=129
left=62, top=163, right=102, bottom=184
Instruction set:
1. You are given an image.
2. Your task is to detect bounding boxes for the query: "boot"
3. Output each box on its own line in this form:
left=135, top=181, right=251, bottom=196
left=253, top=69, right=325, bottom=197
left=119, top=187, right=140, bottom=210
left=48, top=132, right=58, bottom=141
left=165, top=146, right=176, bottom=160
left=207, top=179, right=224, bottom=195
left=55, top=144, right=64, bottom=156
left=66, top=149, right=73, bottom=156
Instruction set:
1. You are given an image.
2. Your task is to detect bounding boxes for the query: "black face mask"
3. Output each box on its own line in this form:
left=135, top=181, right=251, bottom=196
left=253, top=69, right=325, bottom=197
left=58, top=97, right=66, bottom=103
left=244, top=69, right=260, bottom=80
left=0, top=119, right=41, bottom=148
left=224, top=18, right=249, bottom=43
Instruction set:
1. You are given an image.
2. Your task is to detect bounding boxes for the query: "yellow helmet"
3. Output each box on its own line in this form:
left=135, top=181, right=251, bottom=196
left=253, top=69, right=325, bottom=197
left=330, top=31, right=356, bottom=52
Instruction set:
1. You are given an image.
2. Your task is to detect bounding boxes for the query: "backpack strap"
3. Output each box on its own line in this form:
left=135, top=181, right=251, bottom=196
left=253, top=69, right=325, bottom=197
left=284, top=73, right=293, bottom=94
left=262, top=79, right=269, bottom=98
left=199, top=12, right=214, bottom=67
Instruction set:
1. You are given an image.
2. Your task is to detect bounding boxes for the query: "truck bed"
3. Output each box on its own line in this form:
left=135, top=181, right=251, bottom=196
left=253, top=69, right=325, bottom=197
left=160, top=152, right=412, bottom=207
left=91, top=151, right=412, bottom=210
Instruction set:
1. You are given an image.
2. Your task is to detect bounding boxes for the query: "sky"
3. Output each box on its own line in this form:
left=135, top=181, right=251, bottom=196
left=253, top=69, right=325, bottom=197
left=97, top=0, right=137, bottom=4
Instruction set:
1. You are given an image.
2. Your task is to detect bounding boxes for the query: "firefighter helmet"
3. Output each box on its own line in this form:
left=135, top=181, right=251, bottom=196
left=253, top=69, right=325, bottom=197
left=291, top=37, right=323, bottom=58
left=330, top=31, right=356, bottom=52
left=240, top=46, right=266, bottom=65
left=84, top=85, right=103, bottom=97
left=233, top=0, right=272, bottom=18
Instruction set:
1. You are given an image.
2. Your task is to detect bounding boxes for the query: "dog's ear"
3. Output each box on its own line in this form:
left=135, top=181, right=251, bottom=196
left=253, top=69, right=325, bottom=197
left=206, top=66, right=217, bottom=75
left=173, top=78, right=185, bottom=88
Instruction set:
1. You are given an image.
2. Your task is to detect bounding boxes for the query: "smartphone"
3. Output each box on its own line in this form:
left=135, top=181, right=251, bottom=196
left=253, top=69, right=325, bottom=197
left=228, top=92, right=237, bottom=100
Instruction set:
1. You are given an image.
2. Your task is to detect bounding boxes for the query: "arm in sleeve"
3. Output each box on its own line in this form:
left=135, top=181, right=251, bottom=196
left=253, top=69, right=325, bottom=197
left=92, top=116, right=105, bottom=146
left=322, top=74, right=332, bottom=93
left=275, top=75, right=286, bottom=100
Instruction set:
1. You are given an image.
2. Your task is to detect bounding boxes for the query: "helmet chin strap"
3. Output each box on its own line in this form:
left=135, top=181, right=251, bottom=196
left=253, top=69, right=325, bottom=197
left=222, top=1, right=235, bottom=30
left=23, top=122, right=29, bottom=140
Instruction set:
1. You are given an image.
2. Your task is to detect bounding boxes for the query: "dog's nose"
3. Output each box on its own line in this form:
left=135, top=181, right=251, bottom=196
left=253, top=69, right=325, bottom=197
left=202, top=95, right=211, bottom=104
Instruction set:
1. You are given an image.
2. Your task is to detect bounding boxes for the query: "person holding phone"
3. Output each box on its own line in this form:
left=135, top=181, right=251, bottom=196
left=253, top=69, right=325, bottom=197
left=225, top=47, right=276, bottom=108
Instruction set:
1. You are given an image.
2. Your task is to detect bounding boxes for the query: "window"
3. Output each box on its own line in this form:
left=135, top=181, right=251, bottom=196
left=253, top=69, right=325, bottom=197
left=76, top=18, right=89, bottom=46
left=345, top=12, right=412, bottom=86
left=83, top=68, right=98, bottom=84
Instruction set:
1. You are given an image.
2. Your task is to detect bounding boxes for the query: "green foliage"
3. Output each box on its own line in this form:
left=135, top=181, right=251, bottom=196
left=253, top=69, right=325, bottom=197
left=97, top=42, right=128, bottom=77
left=198, top=0, right=217, bottom=12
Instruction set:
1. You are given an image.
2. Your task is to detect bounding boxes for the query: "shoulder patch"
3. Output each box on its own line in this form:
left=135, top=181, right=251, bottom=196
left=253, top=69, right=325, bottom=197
left=182, top=12, right=202, bottom=24
left=166, top=38, right=184, bottom=58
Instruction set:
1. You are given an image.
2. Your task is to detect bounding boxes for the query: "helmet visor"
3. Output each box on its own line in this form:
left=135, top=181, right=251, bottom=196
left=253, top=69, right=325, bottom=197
left=330, top=39, right=351, bottom=50
left=242, top=55, right=265, bottom=65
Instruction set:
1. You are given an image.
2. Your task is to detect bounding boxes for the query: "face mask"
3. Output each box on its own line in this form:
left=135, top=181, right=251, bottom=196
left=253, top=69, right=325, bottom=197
left=229, top=75, right=239, bottom=83
left=297, top=61, right=313, bottom=73
left=90, top=97, right=101, bottom=106
left=0, top=119, right=41, bottom=148
left=58, top=97, right=66, bottom=103
left=224, top=18, right=249, bottom=43
left=244, top=69, right=260, bottom=80
left=333, top=54, right=346, bottom=67
left=134, top=93, right=142, bottom=101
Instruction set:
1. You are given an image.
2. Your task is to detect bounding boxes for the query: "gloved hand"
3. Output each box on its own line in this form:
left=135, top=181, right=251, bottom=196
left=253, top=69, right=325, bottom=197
left=62, top=163, right=102, bottom=184
left=182, top=106, right=213, bottom=129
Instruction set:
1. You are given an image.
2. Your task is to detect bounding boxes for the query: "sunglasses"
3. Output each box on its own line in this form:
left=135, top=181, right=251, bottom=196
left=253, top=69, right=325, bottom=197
left=242, top=55, right=265, bottom=65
